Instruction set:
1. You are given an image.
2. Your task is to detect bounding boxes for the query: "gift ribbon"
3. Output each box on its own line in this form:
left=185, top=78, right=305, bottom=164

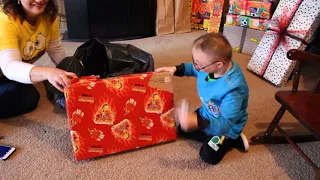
left=258, top=1, right=308, bottom=76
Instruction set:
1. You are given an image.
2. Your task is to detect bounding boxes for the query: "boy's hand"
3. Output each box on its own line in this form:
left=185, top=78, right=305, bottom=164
left=175, top=99, right=198, bottom=132
left=155, top=66, right=177, bottom=75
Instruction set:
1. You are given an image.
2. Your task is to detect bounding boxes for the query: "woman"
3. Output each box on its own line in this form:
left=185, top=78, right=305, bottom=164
left=0, top=0, right=77, bottom=118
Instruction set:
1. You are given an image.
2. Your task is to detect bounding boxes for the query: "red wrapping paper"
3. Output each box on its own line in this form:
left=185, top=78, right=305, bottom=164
left=65, top=72, right=176, bottom=161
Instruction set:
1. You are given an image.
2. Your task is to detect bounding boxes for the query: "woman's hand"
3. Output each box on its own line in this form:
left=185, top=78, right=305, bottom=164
left=45, top=68, right=77, bottom=92
left=155, top=66, right=177, bottom=75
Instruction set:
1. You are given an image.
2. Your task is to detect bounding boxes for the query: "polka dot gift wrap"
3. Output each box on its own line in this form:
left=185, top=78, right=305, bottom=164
left=247, top=0, right=320, bottom=86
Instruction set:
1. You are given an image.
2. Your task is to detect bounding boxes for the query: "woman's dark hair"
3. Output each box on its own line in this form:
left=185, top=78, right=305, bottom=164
left=2, top=0, right=58, bottom=23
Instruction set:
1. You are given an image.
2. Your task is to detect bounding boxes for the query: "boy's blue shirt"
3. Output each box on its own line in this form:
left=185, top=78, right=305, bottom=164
left=183, top=61, right=249, bottom=139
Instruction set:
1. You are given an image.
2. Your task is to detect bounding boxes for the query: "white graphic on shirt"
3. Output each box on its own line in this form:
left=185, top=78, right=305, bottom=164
left=201, top=97, right=221, bottom=118
left=35, top=33, right=45, bottom=50
left=23, top=40, right=35, bottom=57
left=23, top=33, right=46, bottom=57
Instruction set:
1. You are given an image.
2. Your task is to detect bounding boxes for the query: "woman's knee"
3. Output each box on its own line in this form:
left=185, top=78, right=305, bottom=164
left=24, top=85, right=40, bottom=111
left=0, top=82, right=40, bottom=118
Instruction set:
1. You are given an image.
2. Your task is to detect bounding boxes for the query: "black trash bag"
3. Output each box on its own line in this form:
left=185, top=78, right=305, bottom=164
left=45, top=39, right=155, bottom=109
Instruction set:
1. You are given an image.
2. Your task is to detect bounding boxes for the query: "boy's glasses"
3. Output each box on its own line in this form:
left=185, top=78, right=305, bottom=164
left=192, top=59, right=223, bottom=71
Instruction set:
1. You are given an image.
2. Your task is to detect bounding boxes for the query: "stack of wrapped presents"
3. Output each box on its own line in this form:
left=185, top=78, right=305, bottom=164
left=223, top=0, right=272, bottom=54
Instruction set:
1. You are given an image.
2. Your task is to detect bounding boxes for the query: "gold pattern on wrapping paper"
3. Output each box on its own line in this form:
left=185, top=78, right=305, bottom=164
left=71, top=131, right=82, bottom=154
left=88, top=128, right=105, bottom=141
left=124, top=98, right=137, bottom=115
left=70, top=109, right=84, bottom=127
left=145, top=92, right=164, bottom=114
left=160, top=108, right=175, bottom=128
left=139, top=116, right=154, bottom=129
left=111, top=119, right=132, bottom=140
left=94, top=102, right=116, bottom=125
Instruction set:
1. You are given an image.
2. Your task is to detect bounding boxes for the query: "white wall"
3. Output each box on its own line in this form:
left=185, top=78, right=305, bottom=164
left=56, top=0, right=67, bottom=31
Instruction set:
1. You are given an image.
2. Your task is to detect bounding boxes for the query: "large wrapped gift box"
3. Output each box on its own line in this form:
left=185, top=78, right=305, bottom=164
left=225, top=14, right=270, bottom=31
left=247, top=0, right=320, bottom=86
left=228, top=0, right=247, bottom=15
left=263, top=36, right=306, bottom=86
left=245, top=0, right=271, bottom=19
left=65, top=72, right=176, bottom=161
left=228, top=0, right=272, bottom=19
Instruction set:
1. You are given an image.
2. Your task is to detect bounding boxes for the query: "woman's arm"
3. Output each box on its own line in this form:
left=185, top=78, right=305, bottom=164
left=30, top=66, right=76, bottom=92
left=47, top=39, right=66, bottom=65
left=0, top=48, right=35, bottom=83
left=0, top=48, right=77, bottom=91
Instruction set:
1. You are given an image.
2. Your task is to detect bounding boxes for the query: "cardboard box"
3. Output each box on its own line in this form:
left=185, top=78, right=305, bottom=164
left=65, top=72, right=176, bottom=161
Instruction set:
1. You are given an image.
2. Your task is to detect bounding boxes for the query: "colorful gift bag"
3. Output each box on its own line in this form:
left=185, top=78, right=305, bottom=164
left=65, top=72, right=176, bottom=161
left=242, top=28, right=265, bottom=55
left=223, top=25, right=246, bottom=52
left=191, top=0, right=214, bottom=30
left=207, top=0, right=225, bottom=33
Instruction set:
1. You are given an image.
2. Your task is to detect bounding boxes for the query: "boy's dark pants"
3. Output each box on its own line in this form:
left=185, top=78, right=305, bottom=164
left=0, top=77, right=39, bottom=118
left=178, top=109, right=234, bottom=165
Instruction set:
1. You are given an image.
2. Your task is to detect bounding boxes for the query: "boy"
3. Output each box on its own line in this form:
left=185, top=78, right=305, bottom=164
left=155, top=33, right=249, bottom=165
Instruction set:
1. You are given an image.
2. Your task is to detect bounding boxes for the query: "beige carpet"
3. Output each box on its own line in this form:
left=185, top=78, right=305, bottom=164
left=1, top=30, right=319, bottom=180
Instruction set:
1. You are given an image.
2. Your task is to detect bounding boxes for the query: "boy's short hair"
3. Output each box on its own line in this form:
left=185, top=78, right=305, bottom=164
left=193, top=33, right=232, bottom=63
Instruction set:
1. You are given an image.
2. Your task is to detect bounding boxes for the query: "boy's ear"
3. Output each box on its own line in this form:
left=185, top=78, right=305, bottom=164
left=217, top=61, right=224, bottom=68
